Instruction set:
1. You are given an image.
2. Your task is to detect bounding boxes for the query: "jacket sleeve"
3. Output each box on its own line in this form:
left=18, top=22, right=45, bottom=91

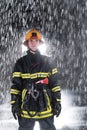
left=10, top=59, right=23, bottom=105
left=49, top=63, right=61, bottom=105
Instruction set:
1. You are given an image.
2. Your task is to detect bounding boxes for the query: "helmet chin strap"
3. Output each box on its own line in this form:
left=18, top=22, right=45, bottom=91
left=28, top=47, right=37, bottom=54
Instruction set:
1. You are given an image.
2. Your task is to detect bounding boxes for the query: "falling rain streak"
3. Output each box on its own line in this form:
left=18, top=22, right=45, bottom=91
left=0, top=0, right=87, bottom=130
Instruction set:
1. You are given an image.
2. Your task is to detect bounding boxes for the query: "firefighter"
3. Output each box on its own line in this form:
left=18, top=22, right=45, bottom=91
left=10, top=29, right=61, bottom=130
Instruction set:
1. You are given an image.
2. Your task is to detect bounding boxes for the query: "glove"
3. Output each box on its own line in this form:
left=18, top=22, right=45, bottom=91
left=53, top=103, right=61, bottom=117
left=11, top=94, right=22, bottom=119
left=12, top=103, right=21, bottom=120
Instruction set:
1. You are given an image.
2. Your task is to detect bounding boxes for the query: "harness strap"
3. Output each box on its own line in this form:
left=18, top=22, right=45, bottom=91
left=28, top=84, right=39, bottom=100
left=27, top=111, right=37, bottom=117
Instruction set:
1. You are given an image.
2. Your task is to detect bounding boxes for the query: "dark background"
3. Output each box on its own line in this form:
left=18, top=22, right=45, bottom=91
left=0, top=0, right=87, bottom=129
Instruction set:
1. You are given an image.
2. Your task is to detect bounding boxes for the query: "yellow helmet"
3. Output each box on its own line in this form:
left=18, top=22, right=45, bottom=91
left=23, top=29, right=43, bottom=46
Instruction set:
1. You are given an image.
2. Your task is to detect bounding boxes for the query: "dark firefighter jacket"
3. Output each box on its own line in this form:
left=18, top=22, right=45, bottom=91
left=10, top=50, right=61, bottom=119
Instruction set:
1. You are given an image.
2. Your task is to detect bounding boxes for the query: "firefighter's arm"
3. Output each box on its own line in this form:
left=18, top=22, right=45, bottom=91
left=10, top=59, right=22, bottom=119
left=49, top=66, right=61, bottom=117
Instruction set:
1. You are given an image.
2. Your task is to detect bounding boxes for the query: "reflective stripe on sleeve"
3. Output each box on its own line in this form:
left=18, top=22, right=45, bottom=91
left=52, top=68, right=58, bottom=75
left=10, top=100, right=16, bottom=104
left=12, top=72, right=21, bottom=77
left=10, top=89, right=21, bottom=94
left=56, top=98, right=61, bottom=102
left=51, top=86, right=60, bottom=92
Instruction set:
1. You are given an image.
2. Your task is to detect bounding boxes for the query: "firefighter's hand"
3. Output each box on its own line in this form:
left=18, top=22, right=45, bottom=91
left=12, top=104, right=21, bottom=120
left=53, top=103, right=61, bottom=117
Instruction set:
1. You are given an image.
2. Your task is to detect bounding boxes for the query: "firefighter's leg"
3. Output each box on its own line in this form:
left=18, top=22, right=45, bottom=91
left=39, top=116, right=56, bottom=130
left=18, top=117, right=35, bottom=130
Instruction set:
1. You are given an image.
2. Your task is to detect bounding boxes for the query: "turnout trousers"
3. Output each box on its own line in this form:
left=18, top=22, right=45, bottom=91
left=18, top=116, right=56, bottom=130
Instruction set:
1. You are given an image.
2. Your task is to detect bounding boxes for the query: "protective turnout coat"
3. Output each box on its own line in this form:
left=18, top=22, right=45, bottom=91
left=10, top=50, right=61, bottom=119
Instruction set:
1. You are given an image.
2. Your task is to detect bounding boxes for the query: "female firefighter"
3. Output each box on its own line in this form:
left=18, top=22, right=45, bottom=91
left=10, top=29, right=61, bottom=130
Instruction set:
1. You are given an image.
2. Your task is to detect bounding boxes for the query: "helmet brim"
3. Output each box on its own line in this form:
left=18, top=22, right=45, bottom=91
left=23, top=40, right=44, bottom=47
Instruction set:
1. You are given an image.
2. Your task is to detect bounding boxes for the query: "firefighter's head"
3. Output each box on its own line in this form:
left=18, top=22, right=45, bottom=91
left=23, top=29, right=43, bottom=52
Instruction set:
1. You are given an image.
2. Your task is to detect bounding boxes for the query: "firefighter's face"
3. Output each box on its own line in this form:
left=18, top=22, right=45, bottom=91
left=28, top=39, right=40, bottom=51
